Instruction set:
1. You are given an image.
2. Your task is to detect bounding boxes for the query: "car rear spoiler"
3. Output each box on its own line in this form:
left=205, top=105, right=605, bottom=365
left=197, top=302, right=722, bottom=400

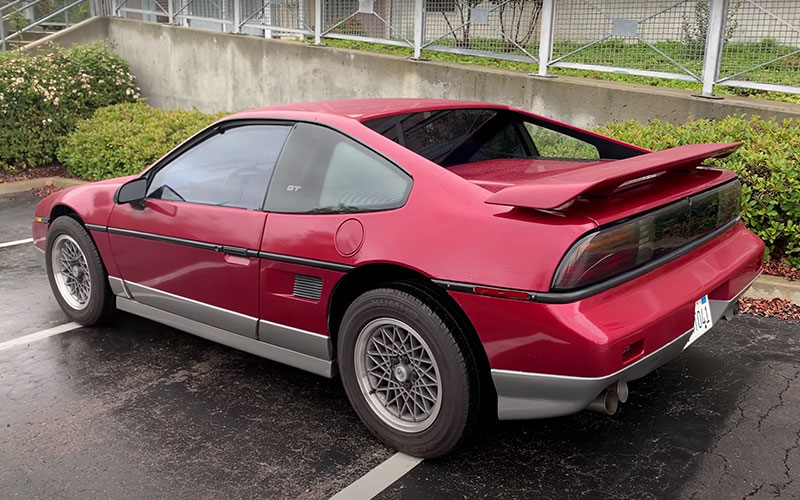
left=484, top=142, right=742, bottom=211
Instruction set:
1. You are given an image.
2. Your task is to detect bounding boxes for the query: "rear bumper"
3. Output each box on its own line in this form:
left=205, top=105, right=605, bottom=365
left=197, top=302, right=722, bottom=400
left=491, top=272, right=756, bottom=420
left=446, top=221, right=764, bottom=420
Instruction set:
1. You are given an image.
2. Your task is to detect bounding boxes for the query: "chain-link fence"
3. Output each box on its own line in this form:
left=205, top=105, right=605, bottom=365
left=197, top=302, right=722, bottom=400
left=47, top=0, right=800, bottom=96
left=716, top=0, right=800, bottom=93
left=423, top=0, right=543, bottom=63
left=321, top=0, right=415, bottom=47
left=550, top=0, right=705, bottom=82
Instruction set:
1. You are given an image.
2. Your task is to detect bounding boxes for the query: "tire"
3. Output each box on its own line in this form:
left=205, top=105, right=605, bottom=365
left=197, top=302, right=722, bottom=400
left=338, top=287, right=481, bottom=458
left=45, top=216, right=115, bottom=326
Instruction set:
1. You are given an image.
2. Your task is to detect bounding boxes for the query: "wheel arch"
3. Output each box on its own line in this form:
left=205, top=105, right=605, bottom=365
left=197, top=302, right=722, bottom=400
left=327, top=263, right=496, bottom=407
left=49, top=203, right=83, bottom=224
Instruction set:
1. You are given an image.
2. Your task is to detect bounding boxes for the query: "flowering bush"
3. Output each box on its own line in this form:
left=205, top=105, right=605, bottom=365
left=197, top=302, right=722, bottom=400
left=0, top=42, right=140, bottom=171
left=58, top=103, right=225, bottom=180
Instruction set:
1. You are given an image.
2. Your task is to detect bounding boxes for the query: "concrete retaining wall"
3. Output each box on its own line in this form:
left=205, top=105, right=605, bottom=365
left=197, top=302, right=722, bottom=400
left=31, top=17, right=800, bottom=128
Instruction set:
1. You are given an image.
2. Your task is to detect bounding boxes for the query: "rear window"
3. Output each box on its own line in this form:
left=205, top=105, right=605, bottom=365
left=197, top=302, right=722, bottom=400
left=363, top=108, right=636, bottom=166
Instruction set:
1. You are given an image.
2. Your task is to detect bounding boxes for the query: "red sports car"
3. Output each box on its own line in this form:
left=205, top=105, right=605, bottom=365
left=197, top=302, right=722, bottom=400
left=33, top=99, right=764, bottom=457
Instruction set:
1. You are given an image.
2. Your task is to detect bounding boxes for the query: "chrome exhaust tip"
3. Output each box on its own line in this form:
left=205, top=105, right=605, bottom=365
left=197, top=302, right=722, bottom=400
left=615, top=380, right=629, bottom=404
left=587, top=389, right=619, bottom=415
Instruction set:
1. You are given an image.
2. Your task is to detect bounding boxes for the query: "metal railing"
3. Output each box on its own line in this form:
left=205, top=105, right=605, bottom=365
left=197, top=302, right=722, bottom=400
left=7, top=0, right=797, bottom=96
left=1, top=0, right=94, bottom=50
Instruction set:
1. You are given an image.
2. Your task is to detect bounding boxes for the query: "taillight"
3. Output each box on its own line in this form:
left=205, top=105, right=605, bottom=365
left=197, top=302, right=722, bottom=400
left=552, top=180, right=741, bottom=291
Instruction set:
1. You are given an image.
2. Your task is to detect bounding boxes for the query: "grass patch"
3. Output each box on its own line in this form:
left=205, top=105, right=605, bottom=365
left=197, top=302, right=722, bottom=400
left=306, top=38, right=800, bottom=105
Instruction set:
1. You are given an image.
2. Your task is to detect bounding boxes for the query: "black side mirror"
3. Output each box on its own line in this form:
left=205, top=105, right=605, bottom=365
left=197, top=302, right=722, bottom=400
left=114, top=177, right=148, bottom=208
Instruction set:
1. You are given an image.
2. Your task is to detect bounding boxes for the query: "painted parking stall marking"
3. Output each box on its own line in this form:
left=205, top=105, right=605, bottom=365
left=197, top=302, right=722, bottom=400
left=329, top=452, right=423, bottom=500
left=0, top=322, right=81, bottom=352
left=0, top=237, right=33, bottom=249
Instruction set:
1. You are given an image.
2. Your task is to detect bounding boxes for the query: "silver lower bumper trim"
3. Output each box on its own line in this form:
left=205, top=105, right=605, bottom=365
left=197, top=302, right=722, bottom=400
left=492, top=272, right=759, bottom=420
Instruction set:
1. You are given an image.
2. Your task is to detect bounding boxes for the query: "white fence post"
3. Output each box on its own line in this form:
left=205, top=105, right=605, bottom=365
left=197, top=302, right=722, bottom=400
left=233, top=0, right=241, bottom=33
left=0, top=17, right=6, bottom=51
left=298, top=0, right=307, bottom=40
left=314, top=0, right=322, bottom=45
left=167, top=0, right=174, bottom=24
left=701, top=0, right=729, bottom=96
left=537, top=0, right=556, bottom=76
left=413, top=0, right=424, bottom=59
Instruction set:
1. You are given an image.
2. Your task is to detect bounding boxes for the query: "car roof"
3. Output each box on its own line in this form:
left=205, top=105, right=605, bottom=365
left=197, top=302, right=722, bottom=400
left=229, top=98, right=512, bottom=122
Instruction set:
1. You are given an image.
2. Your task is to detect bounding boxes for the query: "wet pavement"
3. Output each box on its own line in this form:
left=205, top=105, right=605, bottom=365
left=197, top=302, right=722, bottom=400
left=1, top=191, right=799, bottom=500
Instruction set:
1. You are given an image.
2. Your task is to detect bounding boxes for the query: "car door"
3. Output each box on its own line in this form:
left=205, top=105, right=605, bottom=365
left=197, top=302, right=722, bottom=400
left=255, top=122, right=413, bottom=354
left=107, top=122, right=293, bottom=339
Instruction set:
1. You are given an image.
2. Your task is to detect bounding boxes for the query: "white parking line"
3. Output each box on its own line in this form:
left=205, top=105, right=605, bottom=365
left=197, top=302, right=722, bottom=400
left=0, top=322, right=82, bottom=352
left=0, top=237, right=33, bottom=249
left=329, top=452, right=423, bottom=500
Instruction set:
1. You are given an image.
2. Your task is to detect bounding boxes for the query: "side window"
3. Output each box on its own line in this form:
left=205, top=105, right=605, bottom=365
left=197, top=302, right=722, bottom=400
left=264, top=123, right=412, bottom=214
left=147, top=124, right=291, bottom=210
left=524, top=122, right=600, bottom=160
left=392, top=109, right=496, bottom=162
left=467, top=124, right=528, bottom=162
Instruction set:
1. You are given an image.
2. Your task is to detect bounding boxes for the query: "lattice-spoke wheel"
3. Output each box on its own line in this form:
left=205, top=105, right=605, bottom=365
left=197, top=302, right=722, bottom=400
left=354, top=318, right=442, bottom=432
left=45, top=216, right=115, bottom=326
left=51, top=234, right=92, bottom=310
left=338, top=287, right=482, bottom=458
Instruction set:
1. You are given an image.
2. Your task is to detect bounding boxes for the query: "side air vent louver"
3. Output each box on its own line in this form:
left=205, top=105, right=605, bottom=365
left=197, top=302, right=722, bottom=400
left=293, top=274, right=323, bottom=300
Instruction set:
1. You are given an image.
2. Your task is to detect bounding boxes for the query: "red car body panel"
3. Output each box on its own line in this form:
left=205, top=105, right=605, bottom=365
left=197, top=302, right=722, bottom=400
left=453, top=221, right=762, bottom=377
left=33, top=98, right=765, bottom=420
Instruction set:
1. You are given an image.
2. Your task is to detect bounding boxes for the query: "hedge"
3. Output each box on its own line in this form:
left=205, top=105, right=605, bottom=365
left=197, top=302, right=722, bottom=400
left=596, top=115, right=800, bottom=265
left=0, top=42, right=139, bottom=171
left=57, top=102, right=225, bottom=180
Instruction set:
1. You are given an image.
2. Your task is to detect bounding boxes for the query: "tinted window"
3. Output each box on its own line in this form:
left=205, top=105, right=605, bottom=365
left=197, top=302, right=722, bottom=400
left=524, top=122, right=600, bottom=159
left=264, top=123, right=411, bottom=214
left=467, top=125, right=528, bottom=162
left=147, top=124, right=291, bottom=209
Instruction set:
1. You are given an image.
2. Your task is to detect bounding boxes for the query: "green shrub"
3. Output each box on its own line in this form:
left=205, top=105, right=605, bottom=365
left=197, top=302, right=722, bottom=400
left=595, top=115, right=800, bottom=265
left=58, top=102, right=225, bottom=180
left=0, top=42, right=139, bottom=171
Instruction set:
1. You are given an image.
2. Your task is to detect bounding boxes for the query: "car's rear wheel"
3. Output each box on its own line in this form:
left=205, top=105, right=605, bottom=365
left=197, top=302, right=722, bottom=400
left=46, top=216, right=115, bottom=326
left=338, top=287, right=480, bottom=458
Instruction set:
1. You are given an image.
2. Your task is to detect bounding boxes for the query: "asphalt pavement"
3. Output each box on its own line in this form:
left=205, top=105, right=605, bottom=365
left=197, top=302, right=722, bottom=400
left=1, top=191, right=798, bottom=500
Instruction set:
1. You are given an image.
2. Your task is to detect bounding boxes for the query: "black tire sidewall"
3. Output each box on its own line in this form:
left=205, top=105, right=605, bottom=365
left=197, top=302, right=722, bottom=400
left=338, top=288, right=476, bottom=458
left=45, top=216, right=112, bottom=326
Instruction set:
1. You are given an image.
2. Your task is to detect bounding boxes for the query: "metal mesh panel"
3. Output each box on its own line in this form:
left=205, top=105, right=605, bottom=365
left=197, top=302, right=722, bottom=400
left=717, top=0, right=800, bottom=91
left=241, top=0, right=314, bottom=36
left=175, top=0, right=233, bottom=29
left=323, top=0, right=415, bottom=47
left=551, top=0, right=705, bottom=80
left=423, top=0, right=542, bottom=62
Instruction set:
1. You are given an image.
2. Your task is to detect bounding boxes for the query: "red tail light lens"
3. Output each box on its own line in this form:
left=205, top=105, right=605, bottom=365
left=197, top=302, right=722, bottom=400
left=552, top=180, right=741, bottom=291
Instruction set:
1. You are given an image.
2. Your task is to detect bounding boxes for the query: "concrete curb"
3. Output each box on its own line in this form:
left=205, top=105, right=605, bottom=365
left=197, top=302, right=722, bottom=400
left=745, top=275, right=800, bottom=305
left=0, top=177, right=86, bottom=195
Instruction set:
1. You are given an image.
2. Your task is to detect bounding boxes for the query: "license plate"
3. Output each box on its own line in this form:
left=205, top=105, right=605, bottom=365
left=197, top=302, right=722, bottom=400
left=686, top=295, right=713, bottom=348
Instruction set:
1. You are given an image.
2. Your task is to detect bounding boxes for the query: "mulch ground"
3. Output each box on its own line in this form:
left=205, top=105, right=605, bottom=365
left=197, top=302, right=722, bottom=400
left=31, top=185, right=64, bottom=197
left=0, top=164, right=70, bottom=184
left=763, top=259, right=800, bottom=281
left=739, top=297, right=800, bottom=322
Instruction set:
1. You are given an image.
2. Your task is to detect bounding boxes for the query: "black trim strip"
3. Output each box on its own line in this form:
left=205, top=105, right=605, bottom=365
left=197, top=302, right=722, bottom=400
left=435, top=217, right=741, bottom=304
left=108, top=227, right=218, bottom=252
left=105, top=226, right=354, bottom=272
left=258, top=251, right=355, bottom=273
left=85, top=223, right=107, bottom=232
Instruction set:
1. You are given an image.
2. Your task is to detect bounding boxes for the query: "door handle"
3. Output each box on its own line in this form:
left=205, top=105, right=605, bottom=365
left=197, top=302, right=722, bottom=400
left=217, top=245, right=249, bottom=257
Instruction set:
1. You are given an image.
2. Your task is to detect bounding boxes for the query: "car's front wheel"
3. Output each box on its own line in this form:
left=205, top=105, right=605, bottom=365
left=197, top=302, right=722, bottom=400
left=338, top=287, right=481, bottom=458
left=45, top=216, right=115, bottom=326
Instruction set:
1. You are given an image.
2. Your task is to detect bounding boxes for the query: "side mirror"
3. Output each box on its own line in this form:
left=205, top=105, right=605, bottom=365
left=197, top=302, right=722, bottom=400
left=114, top=177, right=148, bottom=207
